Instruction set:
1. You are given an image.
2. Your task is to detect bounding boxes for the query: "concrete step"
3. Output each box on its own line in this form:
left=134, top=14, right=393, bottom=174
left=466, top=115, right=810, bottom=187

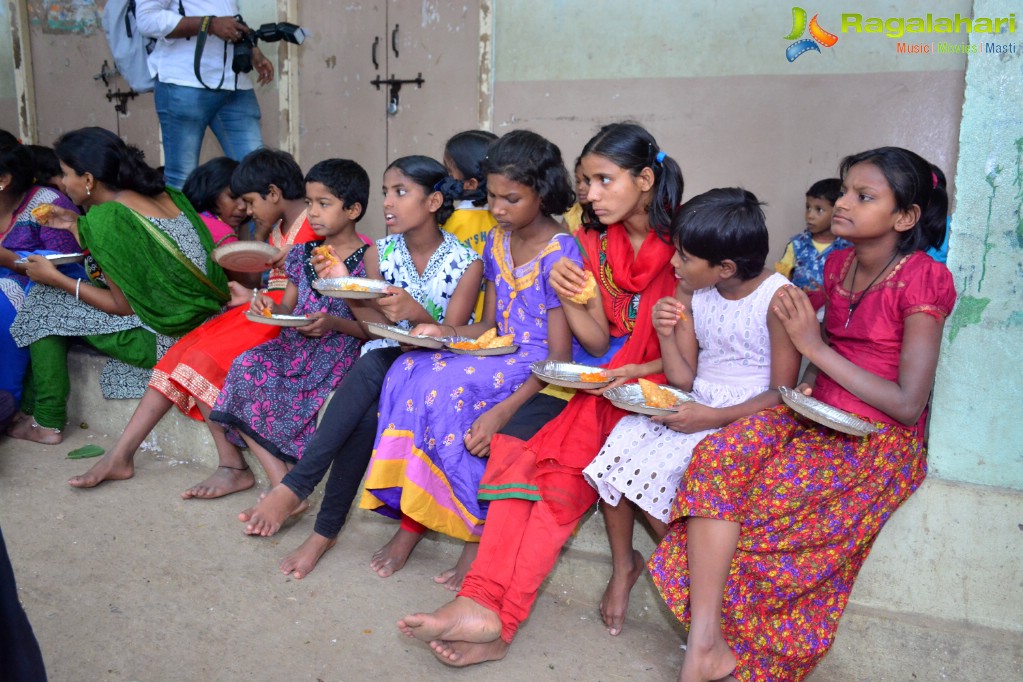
left=59, top=348, right=1023, bottom=680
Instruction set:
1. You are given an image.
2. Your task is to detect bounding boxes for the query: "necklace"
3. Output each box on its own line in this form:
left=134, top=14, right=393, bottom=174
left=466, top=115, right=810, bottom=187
left=845, top=252, right=900, bottom=328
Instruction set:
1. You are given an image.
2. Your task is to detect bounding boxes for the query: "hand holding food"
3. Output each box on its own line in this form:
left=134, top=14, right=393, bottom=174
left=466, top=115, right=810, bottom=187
left=312, top=245, right=349, bottom=279
left=567, top=271, right=597, bottom=304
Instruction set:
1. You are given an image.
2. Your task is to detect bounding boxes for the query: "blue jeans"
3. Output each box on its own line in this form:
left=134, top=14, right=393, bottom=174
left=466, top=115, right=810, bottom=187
left=154, top=82, right=264, bottom=189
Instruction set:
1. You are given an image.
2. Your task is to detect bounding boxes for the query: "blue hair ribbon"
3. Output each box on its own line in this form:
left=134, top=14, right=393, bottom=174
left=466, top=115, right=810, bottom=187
left=655, top=151, right=666, bottom=164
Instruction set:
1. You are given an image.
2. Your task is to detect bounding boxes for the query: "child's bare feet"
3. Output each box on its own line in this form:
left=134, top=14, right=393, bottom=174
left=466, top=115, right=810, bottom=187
left=429, top=638, right=508, bottom=667
left=181, top=465, right=254, bottom=500
left=8, top=419, right=62, bottom=445
left=679, top=629, right=737, bottom=682
left=280, top=533, right=337, bottom=579
left=600, top=548, right=645, bottom=636
left=237, top=483, right=302, bottom=535
left=433, top=542, right=479, bottom=591
left=397, top=596, right=502, bottom=643
left=68, top=452, right=132, bottom=488
left=370, top=528, right=422, bottom=577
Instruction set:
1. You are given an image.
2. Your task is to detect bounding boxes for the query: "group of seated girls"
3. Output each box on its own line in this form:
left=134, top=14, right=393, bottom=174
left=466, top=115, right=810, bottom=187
left=1, top=121, right=956, bottom=682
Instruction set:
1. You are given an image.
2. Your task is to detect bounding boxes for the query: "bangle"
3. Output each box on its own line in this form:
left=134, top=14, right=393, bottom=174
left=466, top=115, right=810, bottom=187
left=75, top=278, right=82, bottom=301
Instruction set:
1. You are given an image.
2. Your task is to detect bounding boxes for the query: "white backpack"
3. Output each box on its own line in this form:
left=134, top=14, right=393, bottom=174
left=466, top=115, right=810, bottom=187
left=101, top=0, right=184, bottom=93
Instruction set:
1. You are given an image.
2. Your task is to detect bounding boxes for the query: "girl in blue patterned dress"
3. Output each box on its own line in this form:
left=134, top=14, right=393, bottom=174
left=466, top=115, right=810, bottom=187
left=211, top=160, right=373, bottom=490
left=359, top=130, right=579, bottom=589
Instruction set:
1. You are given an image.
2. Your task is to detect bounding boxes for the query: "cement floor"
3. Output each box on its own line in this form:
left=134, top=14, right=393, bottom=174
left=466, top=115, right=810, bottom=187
left=1, top=429, right=684, bottom=682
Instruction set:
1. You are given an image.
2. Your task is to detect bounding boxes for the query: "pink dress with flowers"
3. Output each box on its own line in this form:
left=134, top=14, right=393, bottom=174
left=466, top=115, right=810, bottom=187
left=649, top=250, right=956, bottom=681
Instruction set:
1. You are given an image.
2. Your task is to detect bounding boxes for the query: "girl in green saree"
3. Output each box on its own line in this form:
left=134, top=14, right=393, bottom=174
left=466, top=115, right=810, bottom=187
left=9, top=127, right=230, bottom=444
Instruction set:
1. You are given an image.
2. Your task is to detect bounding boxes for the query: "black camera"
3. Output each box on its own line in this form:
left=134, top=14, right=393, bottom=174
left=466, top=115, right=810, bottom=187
left=232, top=16, right=307, bottom=74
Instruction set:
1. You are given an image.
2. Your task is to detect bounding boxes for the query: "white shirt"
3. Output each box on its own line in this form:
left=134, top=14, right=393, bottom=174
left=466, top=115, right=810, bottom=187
left=135, top=0, right=254, bottom=90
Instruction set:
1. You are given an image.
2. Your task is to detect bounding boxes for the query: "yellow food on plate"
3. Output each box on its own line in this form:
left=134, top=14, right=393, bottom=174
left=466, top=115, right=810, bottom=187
left=483, top=333, right=514, bottom=348
left=638, top=378, right=680, bottom=409
left=260, top=307, right=273, bottom=318
left=449, top=341, right=480, bottom=350
left=341, top=283, right=371, bottom=292
left=578, top=371, right=606, bottom=383
left=31, top=204, right=54, bottom=224
left=568, top=271, right=597, bottom=304
left=476, top=327, right=498, bottom=347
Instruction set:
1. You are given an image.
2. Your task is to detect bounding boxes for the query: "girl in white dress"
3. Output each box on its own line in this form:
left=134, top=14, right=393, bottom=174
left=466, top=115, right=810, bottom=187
left=582, top=187, right=801, bottom=637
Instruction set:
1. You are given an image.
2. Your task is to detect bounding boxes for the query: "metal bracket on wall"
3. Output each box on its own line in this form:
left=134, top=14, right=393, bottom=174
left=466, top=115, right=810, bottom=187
left=106, top=90, right=139, bottom=115
left=371, top=73, right=424, bottom=115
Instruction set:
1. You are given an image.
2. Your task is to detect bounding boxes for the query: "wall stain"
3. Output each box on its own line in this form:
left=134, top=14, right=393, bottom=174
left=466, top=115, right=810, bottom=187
left=32, top=1, right=100, bottom=36
left=948, top=295, right=991, bottom=343
left=325, top=55, right=337, bottom=69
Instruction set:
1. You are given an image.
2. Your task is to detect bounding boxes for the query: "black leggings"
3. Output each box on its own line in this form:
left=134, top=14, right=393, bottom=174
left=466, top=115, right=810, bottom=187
left=283, top=344, right=570, bottom=540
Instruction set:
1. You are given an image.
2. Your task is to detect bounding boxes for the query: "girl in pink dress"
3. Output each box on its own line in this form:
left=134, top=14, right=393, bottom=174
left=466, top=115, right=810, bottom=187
left=649, top=147, right=957, bottom=682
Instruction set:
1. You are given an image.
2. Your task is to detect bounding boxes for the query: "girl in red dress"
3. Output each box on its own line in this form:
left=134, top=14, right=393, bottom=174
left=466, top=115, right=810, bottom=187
left=649, top=147, right=956, bottom=682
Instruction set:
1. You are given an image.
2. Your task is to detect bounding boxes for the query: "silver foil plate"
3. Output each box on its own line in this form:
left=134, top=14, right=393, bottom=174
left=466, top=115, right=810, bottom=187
left=314, top=276, right=391, bottom=299
left=604, top=383, right=695, bottom=417
left=245, top=311, right=314, bottom=327
left=365, top=322, right=445, bottom=349
left=530, top=360, right=612, bottom=389
left=444, top=336, right=518, bottom=356
left=14, top=253, right=85, bottom=266
left=778, top=386, right=879, bottom=437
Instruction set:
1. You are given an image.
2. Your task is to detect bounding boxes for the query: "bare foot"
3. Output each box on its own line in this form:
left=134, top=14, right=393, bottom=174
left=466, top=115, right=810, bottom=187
left=679, top=631, right=737, bottom=682
left=600, top=549, right=645, bottom=636
left=9, top=411, right=30, bottom=428
left=181, top=465, right=255, bottom=500
left=237, top=483, right=302, bottom=536
left=280, top=533, right=338, bottom=579
left=8, top=419, right=62, bottom=445
left=397, top=596, right=502, bottom=644
left=433, top=542, right=479, bottom=591
left=429, top=638, right=508, bottom=667
left=68, top=453, right=132, bottom=488
left=370, top=528, right=423, bottom=578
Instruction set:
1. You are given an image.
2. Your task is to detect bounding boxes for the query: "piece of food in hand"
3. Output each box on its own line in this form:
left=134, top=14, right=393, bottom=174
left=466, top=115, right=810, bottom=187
left=312, top=245, right=340, bottom=266
left=31, top=204, right=54, bottom=224
left=568, top=271, right=597, bottom=304
left=677, top=307, right=688, bottom=322
left=579, top=371, right=607, bottom=383
left=638, top=378, right=680, bottom=409
left=260, top=307, right=273, bottom=318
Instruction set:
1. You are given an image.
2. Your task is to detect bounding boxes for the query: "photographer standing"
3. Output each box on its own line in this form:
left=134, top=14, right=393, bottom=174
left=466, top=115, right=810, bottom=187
left=136, top=1, right=274, bottom=189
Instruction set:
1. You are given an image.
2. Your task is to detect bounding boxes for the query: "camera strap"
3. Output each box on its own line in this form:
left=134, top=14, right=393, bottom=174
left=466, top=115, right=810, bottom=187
left=194, top=15, right=227, bottom=90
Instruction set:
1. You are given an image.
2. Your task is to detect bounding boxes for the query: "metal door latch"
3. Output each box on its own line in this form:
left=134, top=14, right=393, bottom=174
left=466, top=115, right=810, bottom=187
left=371, top=73, right=424, bottom=115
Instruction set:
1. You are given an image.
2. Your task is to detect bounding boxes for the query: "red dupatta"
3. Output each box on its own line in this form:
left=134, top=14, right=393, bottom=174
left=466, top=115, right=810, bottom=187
left=481, top=223, right=677, bottom=522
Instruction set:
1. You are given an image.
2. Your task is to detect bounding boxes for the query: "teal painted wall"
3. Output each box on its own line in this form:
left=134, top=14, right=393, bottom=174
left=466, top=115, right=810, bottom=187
left=930, top=0, right=1023, bottom=489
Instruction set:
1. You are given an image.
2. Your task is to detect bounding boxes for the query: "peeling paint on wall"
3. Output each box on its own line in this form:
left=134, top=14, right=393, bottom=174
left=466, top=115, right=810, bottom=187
left=30, top=0, right=101, bottom=36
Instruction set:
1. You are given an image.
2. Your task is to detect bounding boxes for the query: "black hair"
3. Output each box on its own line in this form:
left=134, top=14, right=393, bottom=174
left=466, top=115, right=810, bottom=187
left=386, top=155, right=458, bottom=226
left=27, top=145, right=62, bottom=186
left=230, top=148, right=305, bottom=200
left=182, top=157, right=239, bottom=215
left=839, top=147, right=948, bottom=253
left=0, top=129, right=35, bottom=196
left=481, top=129, right=574, bottom=217
left=305, top=158, right=371, bottom=223
left=673, top=187, right=769, bottom=281
left=579, top=121, right=685, bottom=236
left=806, top=178, right=841, bottom=204
left=444, top=130, right=498, bottom=207
left=53, top=126, right=165, bottom=196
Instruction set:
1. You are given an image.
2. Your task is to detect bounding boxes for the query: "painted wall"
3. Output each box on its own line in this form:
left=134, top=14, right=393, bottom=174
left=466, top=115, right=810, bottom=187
left=493, top=0, right=970, bottom=260
left=930, top=0, right=1023, bottom=490
left=0, top=3, right=17, bottom=134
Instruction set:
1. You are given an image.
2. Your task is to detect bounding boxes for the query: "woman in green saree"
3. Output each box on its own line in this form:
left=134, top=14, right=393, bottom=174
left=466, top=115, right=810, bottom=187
left=9, top=127, right=230, bottom=444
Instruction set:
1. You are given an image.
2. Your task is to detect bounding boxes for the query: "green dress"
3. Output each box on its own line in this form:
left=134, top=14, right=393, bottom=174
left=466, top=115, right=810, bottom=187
left=10, top=187, right=229, bottom=429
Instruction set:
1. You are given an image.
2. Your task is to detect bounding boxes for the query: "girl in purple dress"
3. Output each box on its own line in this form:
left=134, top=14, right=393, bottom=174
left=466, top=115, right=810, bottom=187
left=211, top=159, right=372, bottom=490
left=359, top=130, right=578, bottom=588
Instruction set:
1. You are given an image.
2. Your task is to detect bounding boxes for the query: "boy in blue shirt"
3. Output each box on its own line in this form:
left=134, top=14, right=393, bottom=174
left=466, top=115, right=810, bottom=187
left=775, top=178, right=850, bottom=310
